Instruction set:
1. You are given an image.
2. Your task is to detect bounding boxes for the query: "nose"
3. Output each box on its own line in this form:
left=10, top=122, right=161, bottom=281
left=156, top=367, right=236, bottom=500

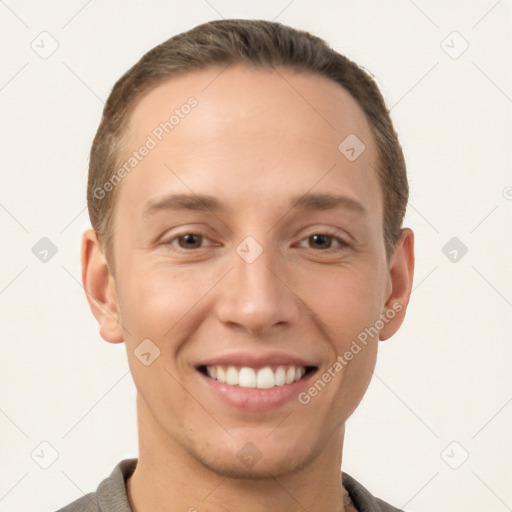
left=215, top=240, right=301, bottom=336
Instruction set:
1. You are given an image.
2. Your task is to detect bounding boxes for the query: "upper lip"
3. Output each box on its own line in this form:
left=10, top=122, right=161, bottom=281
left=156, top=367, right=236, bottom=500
left=196, top=350, right=318, bottom=369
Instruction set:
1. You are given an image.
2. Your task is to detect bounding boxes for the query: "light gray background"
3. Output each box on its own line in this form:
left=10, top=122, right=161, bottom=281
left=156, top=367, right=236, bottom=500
left=1, top=1, right=511, bottom=511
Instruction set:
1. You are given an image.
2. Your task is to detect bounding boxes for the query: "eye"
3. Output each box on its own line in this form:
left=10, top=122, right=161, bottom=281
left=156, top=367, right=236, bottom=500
left=298, top=232, right=349, bottom=251
left=164, top=233, right=212, bottom=251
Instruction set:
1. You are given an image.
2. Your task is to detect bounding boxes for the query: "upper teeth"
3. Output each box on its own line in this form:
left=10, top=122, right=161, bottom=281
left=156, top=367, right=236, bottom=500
left=206, top=365, right=306, bottom=389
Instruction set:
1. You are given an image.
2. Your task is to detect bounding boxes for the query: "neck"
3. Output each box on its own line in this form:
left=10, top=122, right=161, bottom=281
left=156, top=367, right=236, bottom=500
left=127, top=393, right=351, bottom=512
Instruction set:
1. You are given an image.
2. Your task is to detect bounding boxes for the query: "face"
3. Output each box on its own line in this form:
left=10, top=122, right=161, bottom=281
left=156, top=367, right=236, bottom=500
left=85, top=64, right=413, bottom=479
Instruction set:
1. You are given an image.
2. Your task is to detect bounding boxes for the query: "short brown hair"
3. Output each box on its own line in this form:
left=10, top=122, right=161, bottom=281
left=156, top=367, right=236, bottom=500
left=87, top=18, right=408, bottom=270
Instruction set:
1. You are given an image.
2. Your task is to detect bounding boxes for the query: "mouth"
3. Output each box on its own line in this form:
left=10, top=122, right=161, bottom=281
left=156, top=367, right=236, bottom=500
left=197, top=364, right=317, bottom=389
left=195, top=352, right=319, bottom=411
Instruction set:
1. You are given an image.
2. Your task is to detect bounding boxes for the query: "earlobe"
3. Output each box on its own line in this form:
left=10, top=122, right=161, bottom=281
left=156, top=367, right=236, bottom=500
left=81, top=229, right=124, bottom=344
left=379, top=228, right=415, bottom=341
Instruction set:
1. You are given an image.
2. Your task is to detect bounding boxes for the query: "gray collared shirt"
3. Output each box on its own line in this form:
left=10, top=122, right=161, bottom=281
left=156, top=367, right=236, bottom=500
left=55, top=458, right=405, bottom=512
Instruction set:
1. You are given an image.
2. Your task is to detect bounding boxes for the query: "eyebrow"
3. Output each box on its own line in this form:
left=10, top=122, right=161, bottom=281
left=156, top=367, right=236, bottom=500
left=142, top=192, right=366, bottom=218
left=293, top=193, right=366, bottom=214
left=143, top=193, right=222, bottom=217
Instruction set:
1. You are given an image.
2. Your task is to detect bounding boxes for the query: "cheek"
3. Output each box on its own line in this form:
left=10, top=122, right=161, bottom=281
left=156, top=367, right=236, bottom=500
left=296, top=262, right=385, bottom=338
left=116, top=262, right=218, bottom=344
left=115, top=266, right=202, bottom=419
left=297, top=264, right=383, bottom=402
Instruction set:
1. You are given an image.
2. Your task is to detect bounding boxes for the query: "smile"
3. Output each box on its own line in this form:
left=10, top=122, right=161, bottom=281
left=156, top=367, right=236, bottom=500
left=199, top=365, right=316, bottom=389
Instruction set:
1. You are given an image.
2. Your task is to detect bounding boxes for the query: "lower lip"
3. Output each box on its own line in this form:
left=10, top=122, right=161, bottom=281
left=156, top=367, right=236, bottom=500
left=198, top=370, right=316, bottom=411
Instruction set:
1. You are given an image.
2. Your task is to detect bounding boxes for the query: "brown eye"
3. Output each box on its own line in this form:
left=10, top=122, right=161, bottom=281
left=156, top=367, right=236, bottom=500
left=308, top=234, right=334, bottom=250
left=176, top=234, right=204, bottom=249
left=297, top=231, right=349, bottom=252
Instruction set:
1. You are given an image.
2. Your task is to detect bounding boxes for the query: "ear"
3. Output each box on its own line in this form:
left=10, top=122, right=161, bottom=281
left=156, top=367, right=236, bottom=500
left=379, top=228, right=415, bottom=341
left=81, top=229, right=124, bottom=344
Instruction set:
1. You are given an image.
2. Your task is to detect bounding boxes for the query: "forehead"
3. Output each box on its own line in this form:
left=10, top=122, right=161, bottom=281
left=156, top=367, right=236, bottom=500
left=116, top=63, right=381, bottom=221
left=125, top=63, right=373, bottom=149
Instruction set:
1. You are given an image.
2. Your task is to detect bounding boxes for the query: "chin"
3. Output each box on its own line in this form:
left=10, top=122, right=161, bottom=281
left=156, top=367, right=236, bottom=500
left=186, top=437, right=320, bottom=480
left=197, top=456, right=311, bottom=481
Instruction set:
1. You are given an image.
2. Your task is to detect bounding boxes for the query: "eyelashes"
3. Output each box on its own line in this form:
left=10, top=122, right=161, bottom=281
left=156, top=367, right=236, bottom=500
left=296, top=232, right=349, bottom=251
left=161, top=230, right=350, bottom=254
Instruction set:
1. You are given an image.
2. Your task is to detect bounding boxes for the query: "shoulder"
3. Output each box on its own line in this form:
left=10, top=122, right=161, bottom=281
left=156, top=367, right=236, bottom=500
left=55, top=492, right=99, bottom=512
left=55, top=458, right=137, bottom=512
left=342, top=472, right=405, bottom=512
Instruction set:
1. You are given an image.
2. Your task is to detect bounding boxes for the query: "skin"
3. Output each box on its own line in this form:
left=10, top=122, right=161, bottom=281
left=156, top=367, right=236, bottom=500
left=82, top=63, right=414, bottom=512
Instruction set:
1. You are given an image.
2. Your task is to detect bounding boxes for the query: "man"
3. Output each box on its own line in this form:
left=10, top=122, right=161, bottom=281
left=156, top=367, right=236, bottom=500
left=58, top=18, right=414, bottom=512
